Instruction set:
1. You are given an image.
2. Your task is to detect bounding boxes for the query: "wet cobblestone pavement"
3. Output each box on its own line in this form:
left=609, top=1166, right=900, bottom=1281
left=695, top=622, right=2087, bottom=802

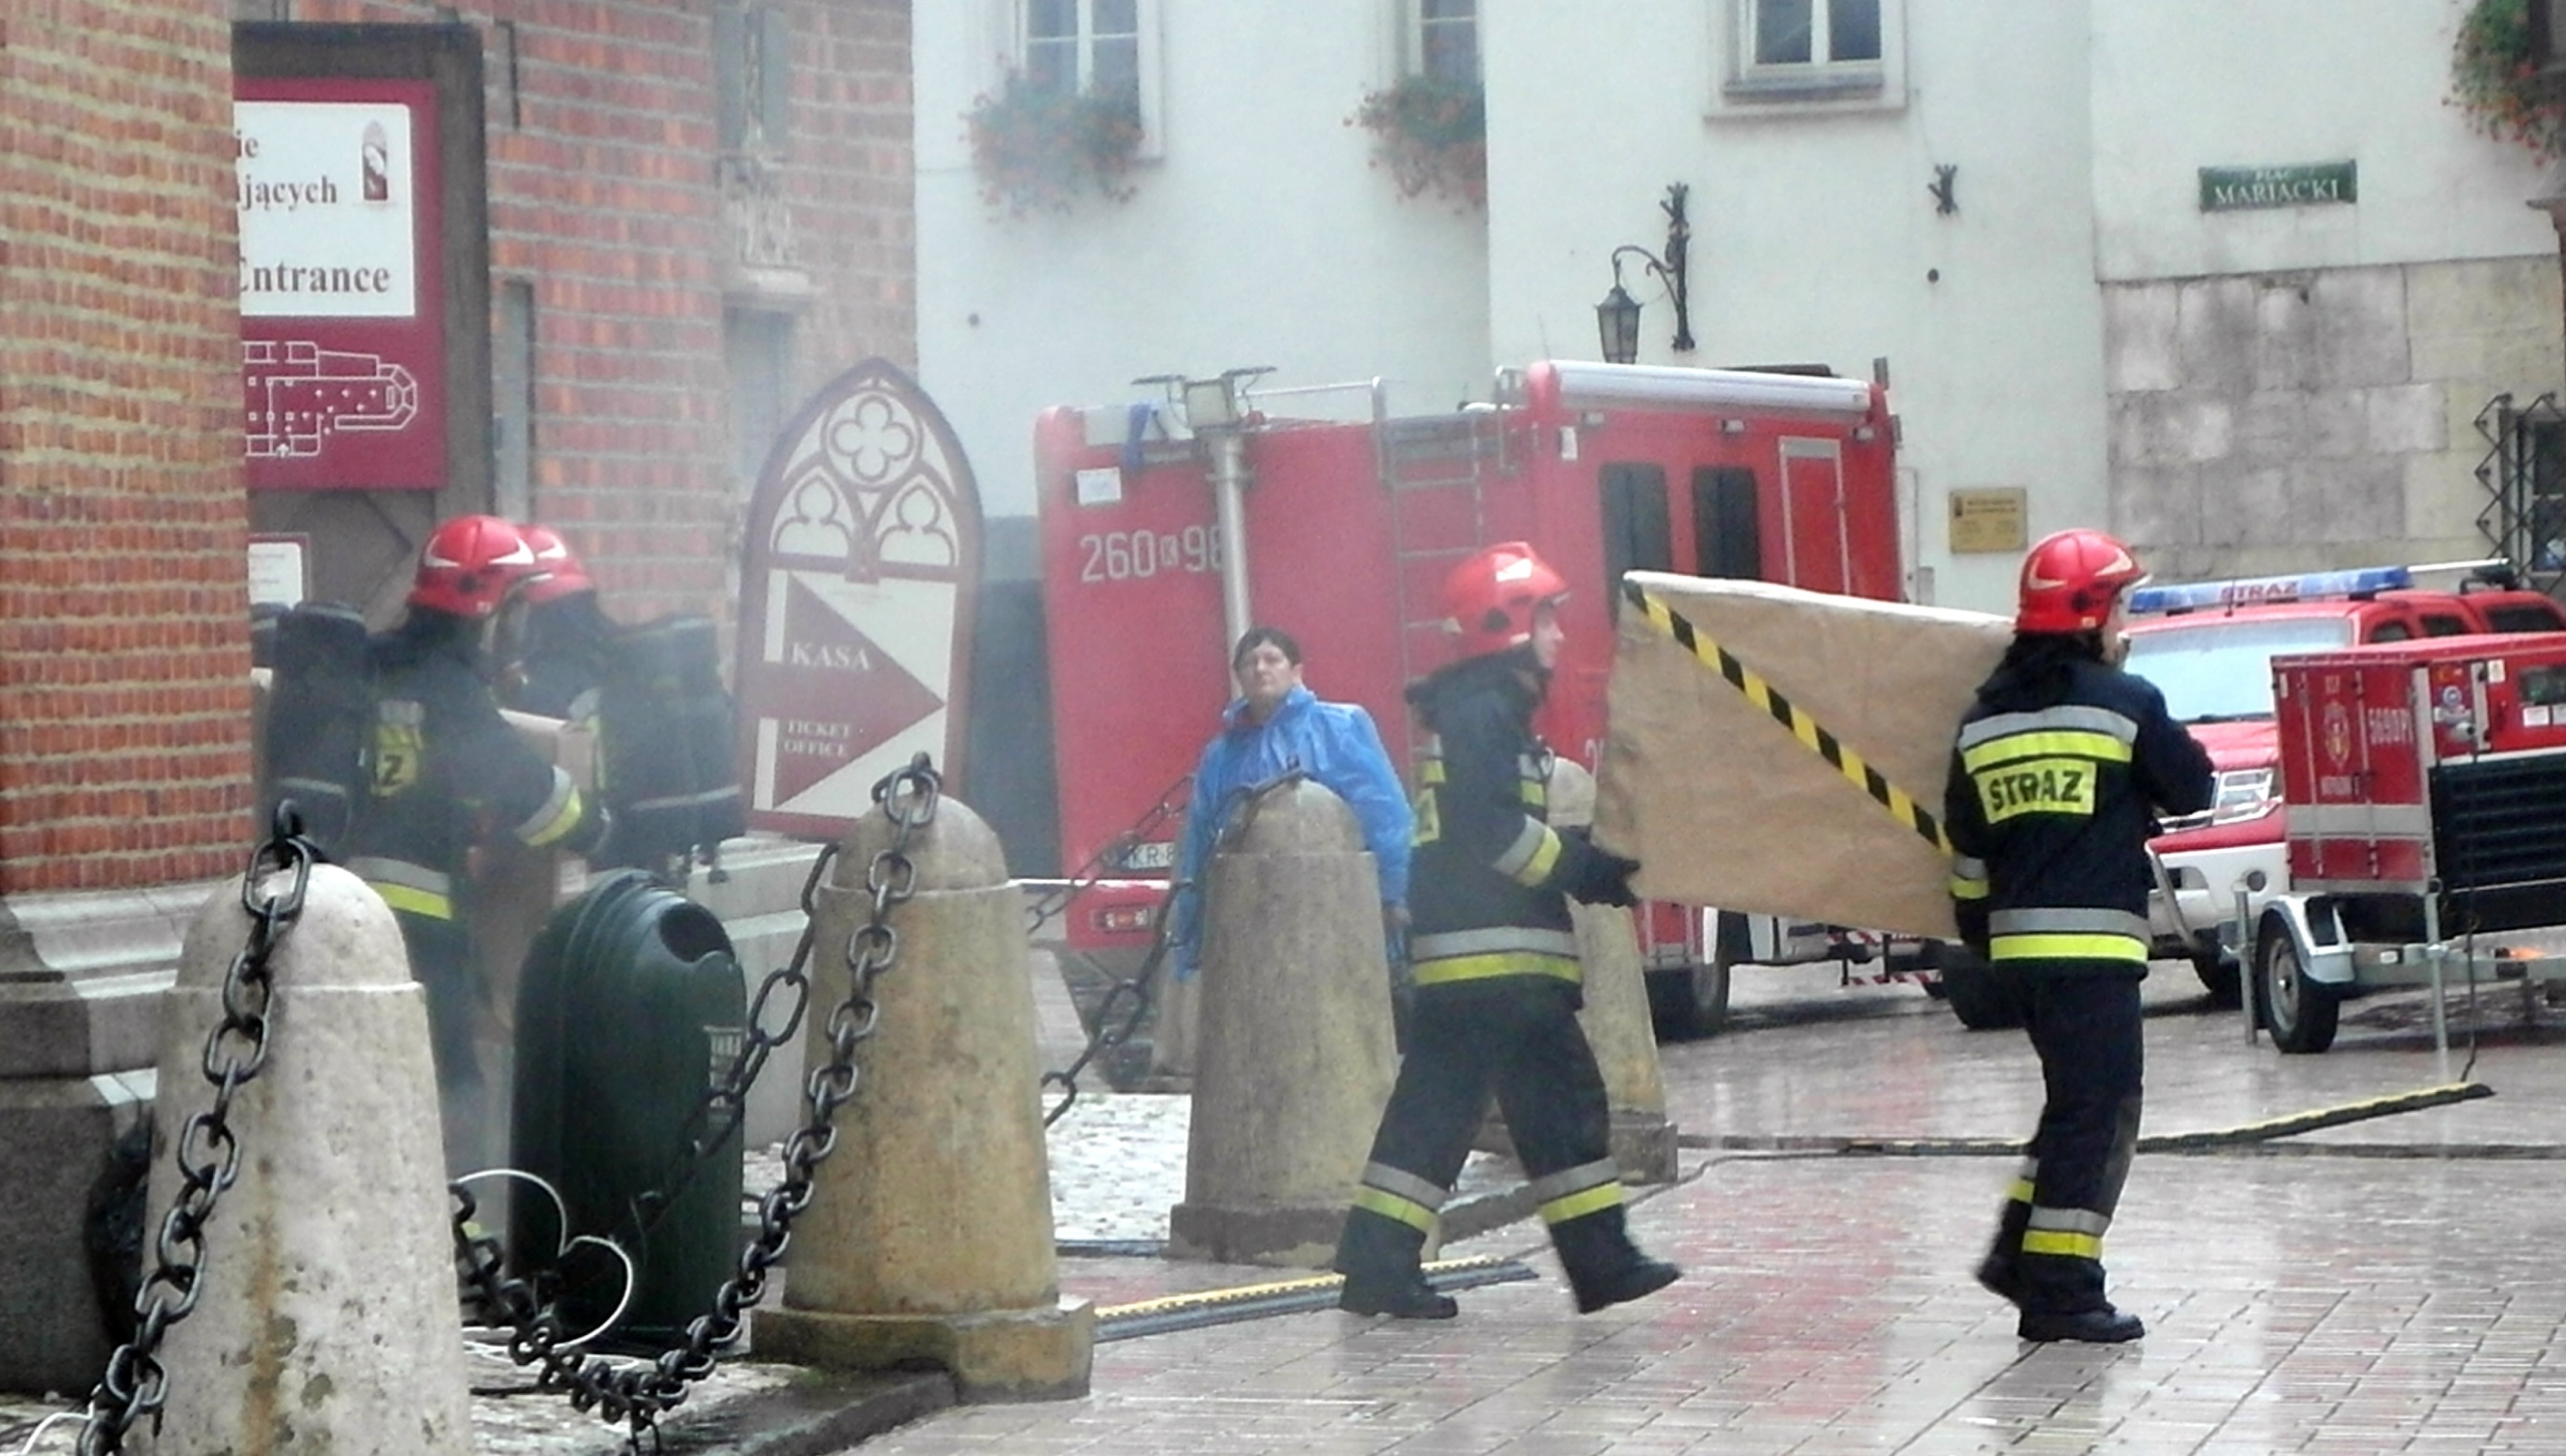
left=15, top=969, right=2566, bottom=1453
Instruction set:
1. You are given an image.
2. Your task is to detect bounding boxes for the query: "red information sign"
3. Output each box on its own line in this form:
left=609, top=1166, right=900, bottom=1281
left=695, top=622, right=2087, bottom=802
left=235, top=78, right=445, bottom=490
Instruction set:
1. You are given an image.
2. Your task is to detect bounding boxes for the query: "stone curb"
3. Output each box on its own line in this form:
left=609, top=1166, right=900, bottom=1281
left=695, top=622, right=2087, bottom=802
left=646, top=1370, right=954, bottom=1456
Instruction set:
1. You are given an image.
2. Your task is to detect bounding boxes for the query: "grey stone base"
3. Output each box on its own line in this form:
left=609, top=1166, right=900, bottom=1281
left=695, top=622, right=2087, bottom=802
left=1166, top=1200, right=1346, bottom=1268
left=753, top=1297, right=1094, bottom=1402
left=1610, top=1111, right=1680, bottom=1185
left=0, top=1071, right=153, bottom=1394
left=1, top=880, right=207, bottom=1398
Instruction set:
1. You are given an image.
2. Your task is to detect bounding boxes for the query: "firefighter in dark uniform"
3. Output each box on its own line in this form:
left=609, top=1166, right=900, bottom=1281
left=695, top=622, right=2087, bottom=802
left=500, top=520, right=743, bottom=878
left=501, top=522, right=614, bottom=723
left=347, top=514, right=607, bottom=1170
left=1946, top=527, right=2213, bottom=1343
left=1333, top=542, right=1681, bottom=1320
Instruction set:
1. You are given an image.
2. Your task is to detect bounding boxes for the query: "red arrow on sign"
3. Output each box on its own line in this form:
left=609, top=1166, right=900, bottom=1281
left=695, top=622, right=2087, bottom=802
left=757, top=573, right=946, bottom=805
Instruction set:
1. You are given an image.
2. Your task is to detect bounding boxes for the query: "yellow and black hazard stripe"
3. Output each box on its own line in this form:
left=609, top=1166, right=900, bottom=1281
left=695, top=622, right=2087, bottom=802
left=1625, top=581, right=1950, bottom=856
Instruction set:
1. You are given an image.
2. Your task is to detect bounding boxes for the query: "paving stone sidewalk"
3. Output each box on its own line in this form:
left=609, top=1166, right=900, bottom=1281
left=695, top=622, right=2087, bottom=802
left=827, top=1148, right=2566, bottom=1455
left=16, top=970, right=2566, bottom=1454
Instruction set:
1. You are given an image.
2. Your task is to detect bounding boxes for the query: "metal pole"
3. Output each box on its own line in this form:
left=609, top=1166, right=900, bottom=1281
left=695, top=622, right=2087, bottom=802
left=2425, top=885, right=2451, bottom=1079
left=2236, top=885, right=2257, bottom=1046
left=1209, top=426, right=1253, bottom=654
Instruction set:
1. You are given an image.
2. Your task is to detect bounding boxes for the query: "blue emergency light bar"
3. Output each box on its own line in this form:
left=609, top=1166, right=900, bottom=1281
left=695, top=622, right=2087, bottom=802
left=2126, top=565, right=2412, bottom=615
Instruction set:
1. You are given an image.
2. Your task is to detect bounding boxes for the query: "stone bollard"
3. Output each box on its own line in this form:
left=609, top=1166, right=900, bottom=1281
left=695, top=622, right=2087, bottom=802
left=1168, top=780, right=1398, bottom=1266
left=1550, top=761, right=1679, bottom=1183
left=753, top=792, right=1092, bottom=1401
left=1141, top=964, right=1200, bottom=1090
left=139, top=861, right=472, bottom=1456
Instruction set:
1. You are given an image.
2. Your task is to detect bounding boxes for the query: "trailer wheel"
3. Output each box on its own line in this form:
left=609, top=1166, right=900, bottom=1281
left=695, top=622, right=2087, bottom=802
left=1647, top=911, right=1740, bottom=1040
left=2191, top=951, right=2243, bottom=1008
left=2255, top=917, right=2338, bottom=1054
left=1937, top=951, right=2026, bottom=1031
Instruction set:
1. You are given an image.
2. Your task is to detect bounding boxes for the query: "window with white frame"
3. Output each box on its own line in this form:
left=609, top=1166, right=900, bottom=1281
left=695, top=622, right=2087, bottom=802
left=1025, top=0, right=1141, bottom=102
left=1015, top=0, right=1161, bottom=151
left=1415, top=0, right=1477, bottom=84
left=1723, top=0, right=1900, bottom=105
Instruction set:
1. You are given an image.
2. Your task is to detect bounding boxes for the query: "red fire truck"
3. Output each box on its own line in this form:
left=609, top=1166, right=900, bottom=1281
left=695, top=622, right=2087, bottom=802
left=1032, top=359, right=1922, bottom=1039
left=2121, top=564, right=2566, bottom=1010
left=2250, top=632, right=2566, bottom=1052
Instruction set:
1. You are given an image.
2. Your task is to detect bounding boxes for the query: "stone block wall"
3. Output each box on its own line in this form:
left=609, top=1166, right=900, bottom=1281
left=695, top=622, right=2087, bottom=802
left=2103, top=258, right=2565, bottom=583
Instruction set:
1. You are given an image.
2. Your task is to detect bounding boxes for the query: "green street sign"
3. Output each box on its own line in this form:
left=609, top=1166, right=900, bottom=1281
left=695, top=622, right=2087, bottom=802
left=2199, top=162, right=2357, bottom=212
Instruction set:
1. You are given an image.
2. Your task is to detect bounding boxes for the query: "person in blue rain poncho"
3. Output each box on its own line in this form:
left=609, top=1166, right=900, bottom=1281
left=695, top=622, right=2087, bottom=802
left=1151, top=626, right=1414, bottom=1078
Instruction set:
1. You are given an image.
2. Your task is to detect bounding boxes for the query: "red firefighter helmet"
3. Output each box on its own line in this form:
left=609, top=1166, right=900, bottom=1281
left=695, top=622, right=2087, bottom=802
left=1443, top=541, right=1570, bottom=659
left=516, top=522, right=595, bottom=605
left=2016, top=528, right=2146, bottom=634
left=409, top=514, right=539, bottom=620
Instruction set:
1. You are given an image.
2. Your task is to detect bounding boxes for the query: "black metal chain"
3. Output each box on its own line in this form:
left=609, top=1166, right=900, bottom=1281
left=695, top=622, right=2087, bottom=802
left=451, top=753, right=940, bottom=1451
left=1040, top=889, right=1179, bottom=1127
left=1022, top=773, right=1192, bottom=936
left=1039, top=770, right=1307, bottom=1127
left=78, top=808, right=317, bottom=1456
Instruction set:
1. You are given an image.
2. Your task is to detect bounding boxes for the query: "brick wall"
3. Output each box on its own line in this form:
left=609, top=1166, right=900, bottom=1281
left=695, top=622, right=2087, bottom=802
left=0, top=0, right=254, bottom=895
left=292, top=0, right=917, bottom=625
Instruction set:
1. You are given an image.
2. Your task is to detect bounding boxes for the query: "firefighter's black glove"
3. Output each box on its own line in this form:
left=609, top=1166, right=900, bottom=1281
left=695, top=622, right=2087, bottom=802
left=1557, top=828, right=1642, bottom=907
left=1581, top=852, right=1643, bottom=907
left=1952, top=901, right=1992, bottom=960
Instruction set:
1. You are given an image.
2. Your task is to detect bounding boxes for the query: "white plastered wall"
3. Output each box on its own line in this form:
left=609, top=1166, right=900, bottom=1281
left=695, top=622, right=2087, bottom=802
left=1482, top=0, right=2105, bottom=614
left=914, top=0, right=1495, bottom=530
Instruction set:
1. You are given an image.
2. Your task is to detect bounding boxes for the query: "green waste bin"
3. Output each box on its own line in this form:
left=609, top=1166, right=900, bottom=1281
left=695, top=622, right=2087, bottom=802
left=511, top=870, right=747, bottom=1350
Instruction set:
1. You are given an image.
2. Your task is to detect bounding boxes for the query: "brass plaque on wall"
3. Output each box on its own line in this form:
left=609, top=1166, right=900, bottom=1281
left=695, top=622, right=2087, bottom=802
left=1948, top=489, right=2027, bottom=554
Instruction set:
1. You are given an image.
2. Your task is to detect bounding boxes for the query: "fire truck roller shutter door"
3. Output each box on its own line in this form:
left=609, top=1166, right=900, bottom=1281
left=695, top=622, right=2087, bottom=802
left=1691, top=468, right=1763, bottom=581
left=1600, top=464, right=1673, bottom=622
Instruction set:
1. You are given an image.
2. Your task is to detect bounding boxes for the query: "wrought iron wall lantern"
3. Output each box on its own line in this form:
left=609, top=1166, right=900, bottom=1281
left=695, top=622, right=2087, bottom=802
left=1596, top=183, right=1696, bottom=365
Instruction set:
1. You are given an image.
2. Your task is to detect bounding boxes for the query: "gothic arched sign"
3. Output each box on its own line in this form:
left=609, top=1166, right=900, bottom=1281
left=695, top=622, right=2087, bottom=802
left=734, top=358, right=982, bottom=838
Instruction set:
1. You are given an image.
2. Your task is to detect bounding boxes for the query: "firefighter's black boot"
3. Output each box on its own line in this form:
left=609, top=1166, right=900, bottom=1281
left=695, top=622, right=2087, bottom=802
left=2015, top=1249, right=2138, bottom=1342
left=1334, top=1207, right=1456, bottom=1320
left=1550, top=1208, right=1680, bottom=1315
left=1571, top=1258, right=1681, bottom=1316
left=1340, top=1279, right=1458, bottom=1320
left=1974, top=1191, right=2033, bottom=1308
left=2018, top=1304, right=2145, bottom=1343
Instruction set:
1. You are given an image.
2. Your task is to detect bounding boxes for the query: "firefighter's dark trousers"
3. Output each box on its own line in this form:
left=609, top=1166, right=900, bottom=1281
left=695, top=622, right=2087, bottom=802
left=390, top=907, right=487, bottom=1172
left=1984, top=967, right=2144, bottom=1314
left=1335, top=976, right=1647, bottom=1299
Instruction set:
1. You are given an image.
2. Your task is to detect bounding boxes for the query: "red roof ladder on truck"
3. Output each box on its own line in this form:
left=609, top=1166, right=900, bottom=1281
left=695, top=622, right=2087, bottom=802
left=1031, top=359, right=1933, bottom=1044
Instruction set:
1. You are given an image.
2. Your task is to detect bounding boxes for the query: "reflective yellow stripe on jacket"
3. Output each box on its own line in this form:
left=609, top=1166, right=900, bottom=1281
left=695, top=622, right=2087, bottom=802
left=1985, top=908, right=2149, bottom=965
left=1406, top=927, right=1581, bottom=987
left=513, top=767, right=586, bottom=847
left=347, top=855, right=455, bottom=921
left=1949, top=854, right=1990, bottom=902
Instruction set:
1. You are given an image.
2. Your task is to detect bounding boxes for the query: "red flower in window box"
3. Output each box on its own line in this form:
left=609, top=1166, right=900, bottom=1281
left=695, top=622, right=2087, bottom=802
left=967, top=70, right=1144, bottom=215
left=1352, top=74, right=1486, bottom=210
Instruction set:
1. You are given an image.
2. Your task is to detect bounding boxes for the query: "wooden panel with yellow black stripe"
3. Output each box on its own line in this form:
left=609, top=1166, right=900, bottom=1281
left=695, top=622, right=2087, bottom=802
left=1593, top=572, right=2013, bottom=941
